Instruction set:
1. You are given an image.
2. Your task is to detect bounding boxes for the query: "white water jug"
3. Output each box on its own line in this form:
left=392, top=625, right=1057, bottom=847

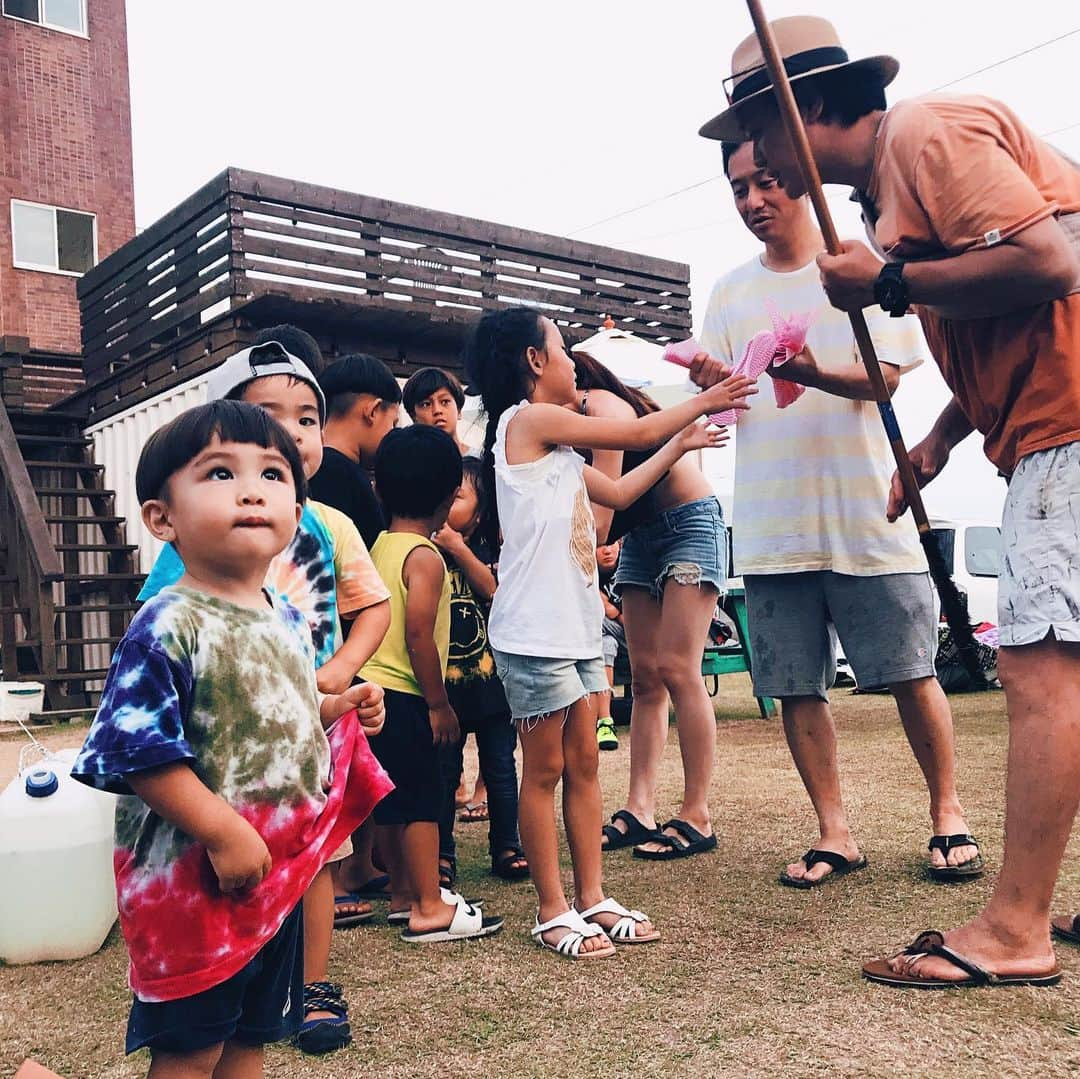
left=0, top=747, right=118, bottom=964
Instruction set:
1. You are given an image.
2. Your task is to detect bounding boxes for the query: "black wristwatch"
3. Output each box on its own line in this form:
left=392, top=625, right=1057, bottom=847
left=874, top=262, right=908, bottom=317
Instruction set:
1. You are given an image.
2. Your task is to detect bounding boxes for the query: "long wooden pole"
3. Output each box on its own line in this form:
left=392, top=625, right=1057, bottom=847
left=742, top=0, right=987, bottom=685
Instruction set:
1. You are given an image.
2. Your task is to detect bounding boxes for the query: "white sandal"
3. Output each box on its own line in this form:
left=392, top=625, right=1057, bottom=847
left=401, top=891, right=503, bottom=943
left=576, top=897, right=661, bottom=944
left=531, top=908, right=617, bottom=959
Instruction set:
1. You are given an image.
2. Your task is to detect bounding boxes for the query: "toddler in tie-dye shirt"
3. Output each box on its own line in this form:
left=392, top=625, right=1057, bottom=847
left=72, top=401, right=392, bottom=1075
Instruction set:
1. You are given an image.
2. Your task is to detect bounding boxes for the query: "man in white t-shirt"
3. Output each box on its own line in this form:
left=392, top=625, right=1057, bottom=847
left=696, top=141, right=981, bottom=887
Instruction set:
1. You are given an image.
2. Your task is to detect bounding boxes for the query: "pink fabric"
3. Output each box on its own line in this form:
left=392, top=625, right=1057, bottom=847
left=663, top=308, right=813, bottom=424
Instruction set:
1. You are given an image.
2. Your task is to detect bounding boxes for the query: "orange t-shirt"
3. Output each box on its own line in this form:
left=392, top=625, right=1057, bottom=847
left=861, top=94, right=1080, bottom=474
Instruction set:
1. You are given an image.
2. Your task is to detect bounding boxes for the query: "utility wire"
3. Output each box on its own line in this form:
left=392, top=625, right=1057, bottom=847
left=570, top=26, right=1080, bottom=239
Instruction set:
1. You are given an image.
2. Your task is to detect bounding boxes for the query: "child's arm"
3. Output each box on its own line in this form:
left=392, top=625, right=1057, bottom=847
left=321, top=680, right=386, bottom=737
left=316, top=600, right=391, bottom=695
left=585, top=422, right=729, bottom=510
left=128, top=763, right=271, bottom=895
left=402, top=545, right=460, bottom=746
left=432, top=526, right=497, bottom=602
left=510, top=372, right=756, bottom=456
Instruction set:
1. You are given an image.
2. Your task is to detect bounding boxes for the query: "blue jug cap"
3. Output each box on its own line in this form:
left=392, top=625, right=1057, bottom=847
left=25, top=769, right=59, bottom=798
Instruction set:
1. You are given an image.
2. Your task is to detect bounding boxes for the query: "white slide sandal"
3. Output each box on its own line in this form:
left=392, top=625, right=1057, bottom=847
left=531, top=908, right=617, bottom=959
left=400, top=891, right=502, bottom=943
left=576, top=897, right=661, bottom=944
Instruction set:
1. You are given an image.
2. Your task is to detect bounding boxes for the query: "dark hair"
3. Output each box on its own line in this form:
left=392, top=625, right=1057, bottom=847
left=459, top=454, right=488, bottom=517
left=135, top=400, right=307, bottom=504
left=319, top=353, right=402, bottom=419
left=402, top=366, right=466, bottom=417
left=740, top=66, right=887, bottom=134
left=721, top=140, right=745, bottom=177
left=571, top=350, right=659, bottom=419
left=461, top=307, right=547, bottom=549
left=374, top=425, right=463, bottom=520
left=251, top=324, right=324, bottom=376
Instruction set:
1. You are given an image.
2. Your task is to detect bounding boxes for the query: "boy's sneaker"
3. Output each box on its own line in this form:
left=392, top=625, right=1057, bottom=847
left=597, top=717, right=619, bottom=751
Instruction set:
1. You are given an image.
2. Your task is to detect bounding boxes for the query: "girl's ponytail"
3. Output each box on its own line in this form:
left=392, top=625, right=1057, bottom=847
left=462, top=308, right=546, bottom=552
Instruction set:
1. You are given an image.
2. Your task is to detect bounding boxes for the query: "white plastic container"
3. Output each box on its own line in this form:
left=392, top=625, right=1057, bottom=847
left=0, top=747, right=118, bottom=964
left=0, top=682, right=45, bottom=724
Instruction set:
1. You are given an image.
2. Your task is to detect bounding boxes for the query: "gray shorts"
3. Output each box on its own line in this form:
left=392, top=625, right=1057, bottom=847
left=998, top=440, right=1080, bottom=647
left=744, top=571, right=938, bottom=699
left=601, top=615, right=625, bottom=666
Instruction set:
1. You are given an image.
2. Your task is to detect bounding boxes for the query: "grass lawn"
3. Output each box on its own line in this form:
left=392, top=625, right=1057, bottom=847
left=3, top=680, right=1080, bottom=1078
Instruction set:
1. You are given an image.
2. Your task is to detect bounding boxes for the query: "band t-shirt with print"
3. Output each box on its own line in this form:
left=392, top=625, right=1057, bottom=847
left=71, top=586, right=394, bottom=1003
left=138, top=499, right=389, bottom=667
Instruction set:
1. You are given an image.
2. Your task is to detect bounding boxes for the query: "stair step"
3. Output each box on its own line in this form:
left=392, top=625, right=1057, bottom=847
left=66, top=573, right=145, bottom=583
left=50, top=667, right=111, bottom=681
left=19, top=636, right=122, bottom=648
left=22, top=459, right=104, bottom=473
left=55, top=543, right=139, bottom=554
left=33, top=489, right=116, bottom=502
left=57, top=602, right=139, bottom=615
left=14, top=433, right=90, bottom=447
left=44, top=515, right=125, bottom=526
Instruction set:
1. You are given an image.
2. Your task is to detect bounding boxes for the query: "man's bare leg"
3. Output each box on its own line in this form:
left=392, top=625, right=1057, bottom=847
left=886, top=638, right=1080, bottom=980
left=890, top=676, right=979, bottom=868
left=779, top=695, right=861, bottom=883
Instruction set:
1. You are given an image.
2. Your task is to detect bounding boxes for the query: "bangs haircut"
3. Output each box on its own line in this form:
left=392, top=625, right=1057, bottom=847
left=402, top=366, right=466, bottom=417
left=459, top=454, right=488, bottom=516
left=135, top=399, right=308, bottom=505
left=320, top=354, right=402, bottom=419
left=374, top=425, right=463, bottom=519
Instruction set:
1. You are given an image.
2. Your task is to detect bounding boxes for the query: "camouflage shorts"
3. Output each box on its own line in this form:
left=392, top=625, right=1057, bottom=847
left=998, top=440, right=1080, bottom=647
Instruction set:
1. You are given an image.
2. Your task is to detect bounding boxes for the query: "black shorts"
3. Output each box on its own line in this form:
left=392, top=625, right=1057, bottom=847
left=369, top=687, right=442, bottom=826
left=126, top=901, right=303, bottom=1055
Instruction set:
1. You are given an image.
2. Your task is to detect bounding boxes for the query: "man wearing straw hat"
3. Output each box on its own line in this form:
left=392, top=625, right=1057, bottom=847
left=699, top=13, right=1080, bottom=989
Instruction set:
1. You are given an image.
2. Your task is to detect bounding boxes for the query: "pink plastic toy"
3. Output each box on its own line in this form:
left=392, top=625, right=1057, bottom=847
left=662, top=306, right=813, bottom=424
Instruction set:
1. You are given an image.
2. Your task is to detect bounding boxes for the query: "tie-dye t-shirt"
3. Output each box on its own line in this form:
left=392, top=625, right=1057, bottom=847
left=137, top=500, right=389, bottom=667
left=71, top=586, right=394, bottom=1003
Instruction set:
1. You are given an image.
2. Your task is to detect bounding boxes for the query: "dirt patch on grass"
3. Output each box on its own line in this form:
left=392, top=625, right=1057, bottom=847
left=3, top=686, right=1079, bottom=1077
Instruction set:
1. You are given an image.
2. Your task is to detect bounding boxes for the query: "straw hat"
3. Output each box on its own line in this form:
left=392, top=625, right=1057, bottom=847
left=699, top=15, right=898, bottom=142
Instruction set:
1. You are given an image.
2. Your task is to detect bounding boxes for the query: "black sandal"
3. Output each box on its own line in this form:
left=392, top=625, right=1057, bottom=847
left=439, top=855, right=457, bottom=891
left=491, top=846, right=530, bottom=881
left=1052, top=914, right=1080, bottom=945
left=601, top=809, right=661, bottom=851
left=778, top=849, right=868, bottom=888
left=632, top=818, right=717, bottom=861
left=927, top=834, right=984, bottom=881
left=293, top=981, right=351, bottom=1055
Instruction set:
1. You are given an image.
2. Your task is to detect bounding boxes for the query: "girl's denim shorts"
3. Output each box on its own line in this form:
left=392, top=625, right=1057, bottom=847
left=614, top=496, right=727, bottom=600
left=492, top=649, right=608, bottom=723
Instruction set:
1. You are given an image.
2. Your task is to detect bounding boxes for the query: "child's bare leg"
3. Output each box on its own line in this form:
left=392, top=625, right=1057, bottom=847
left=333, top=820, right=380, bottom=891
left=148, top=1044, right=223, bottom=1078
left=400, top=821, right=457, bottom=930
left=301, top=866, right=338, bottom=1023
left=213, top=1041, right=263, bottom=1079
left=518, top=712, right=607, bottom=953
left=377, top=823, right=412, bottom=911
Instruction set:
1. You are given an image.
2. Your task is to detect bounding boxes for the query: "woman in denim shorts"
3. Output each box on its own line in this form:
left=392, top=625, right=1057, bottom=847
left=573, top=353, right=728, bottom=862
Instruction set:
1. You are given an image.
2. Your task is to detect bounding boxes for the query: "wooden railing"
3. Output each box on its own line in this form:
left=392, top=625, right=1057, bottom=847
left=0, top=397, right=63, bottom=696
left=77, top=167, right=692, bottom=385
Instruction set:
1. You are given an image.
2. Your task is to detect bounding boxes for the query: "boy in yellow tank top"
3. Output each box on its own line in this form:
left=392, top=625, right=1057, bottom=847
left=361, top=426, right=504, bottom=942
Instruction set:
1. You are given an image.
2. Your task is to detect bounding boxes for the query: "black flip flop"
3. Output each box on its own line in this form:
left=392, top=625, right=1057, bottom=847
left=632, top=818, right=717, bottom=861
left=352, top=873, right=392, bottom=901
left=862, top=930, right=1062, bottom=989
left=1052, top=914, right=1080, bottom=945
left=779, top=849, right=868, bottom=889
left=601, top=809, right=661, bottom=851
left=927, top=833, right=984, bottom=881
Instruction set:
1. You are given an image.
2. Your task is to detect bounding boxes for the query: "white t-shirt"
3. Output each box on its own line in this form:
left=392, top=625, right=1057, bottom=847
left=700, top=256, right=927, bottom=578
left=487, top=402, right=604, bottom=659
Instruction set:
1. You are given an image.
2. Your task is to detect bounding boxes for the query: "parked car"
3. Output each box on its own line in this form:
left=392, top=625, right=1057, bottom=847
left=928, top=518, right=1003, bottom=626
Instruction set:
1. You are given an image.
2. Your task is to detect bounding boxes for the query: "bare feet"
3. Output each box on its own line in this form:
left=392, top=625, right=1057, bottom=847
left=634, top=810, right=712, bottom=857
left=782, top=833, right=861, bottom=885
left=407, top=896, right=461, bottom=934
left=928, top=809, right=980, bottom=870
left=537, top=905, right=614, bottom=956
left=883, top=914, right=1058, bottom=982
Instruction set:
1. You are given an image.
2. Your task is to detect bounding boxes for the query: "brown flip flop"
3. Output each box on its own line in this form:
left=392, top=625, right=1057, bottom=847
left=862, top=930, right=1062, bottom=989
left=1052, top=914, right=1080, bottom=945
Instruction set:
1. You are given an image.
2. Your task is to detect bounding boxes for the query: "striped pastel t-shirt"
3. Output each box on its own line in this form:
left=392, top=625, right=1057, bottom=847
left=700, top=256, right=927, bottom=578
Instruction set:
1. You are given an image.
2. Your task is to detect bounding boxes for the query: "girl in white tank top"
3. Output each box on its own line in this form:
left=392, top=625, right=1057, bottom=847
left=464, top=308, right=754, bottom=959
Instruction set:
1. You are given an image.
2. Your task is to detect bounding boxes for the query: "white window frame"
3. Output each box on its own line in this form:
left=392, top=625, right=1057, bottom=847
left=11, top=198, right=98, bottom=276
left=1, top=0, right=88, bottom=38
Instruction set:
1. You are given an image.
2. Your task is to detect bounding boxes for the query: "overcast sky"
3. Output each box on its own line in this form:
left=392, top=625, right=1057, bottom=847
left=125, top=0, right=1080, bottom=521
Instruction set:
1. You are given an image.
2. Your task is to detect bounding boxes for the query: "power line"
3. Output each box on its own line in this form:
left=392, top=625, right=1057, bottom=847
left=570, top=26, right=1080, bottom=239
left=930, top=27, right=1080, bottom=91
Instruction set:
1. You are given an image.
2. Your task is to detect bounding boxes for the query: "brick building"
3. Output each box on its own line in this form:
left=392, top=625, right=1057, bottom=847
left=0, top=0, right=135, bottom=358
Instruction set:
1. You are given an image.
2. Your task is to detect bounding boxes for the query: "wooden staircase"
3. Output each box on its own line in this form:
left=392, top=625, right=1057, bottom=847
left=0, top=401, right=143, bottom=712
